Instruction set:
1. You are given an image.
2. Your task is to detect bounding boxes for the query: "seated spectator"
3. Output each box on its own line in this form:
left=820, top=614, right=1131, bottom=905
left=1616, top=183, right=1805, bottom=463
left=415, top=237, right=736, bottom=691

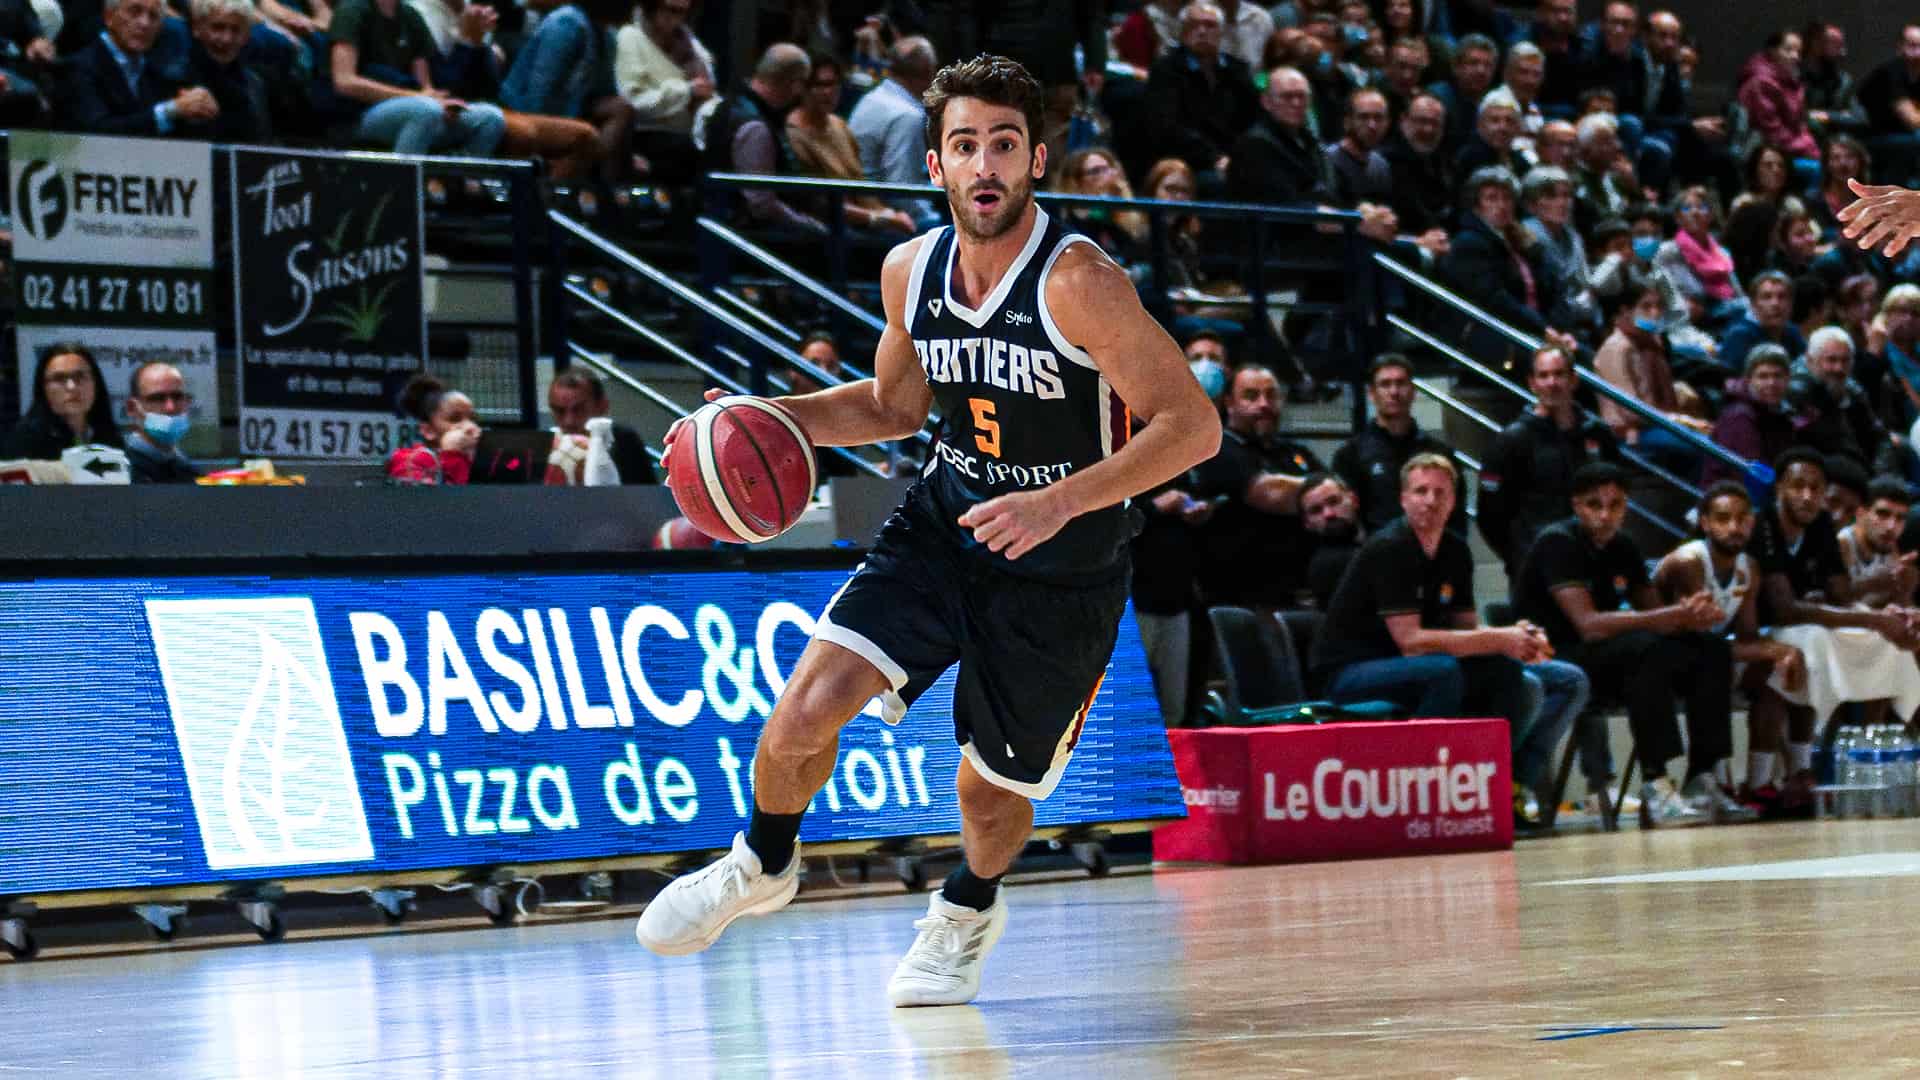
left=1141, top=159, right=1247, bottom=341
left=1501, top=42, right=1549, bottom=147
left=257, top=0, right=329, bottom=57
left=1571, top=111, right=1634, bottom=234
left=122, top=361, right=201, bottom=484
left=1794, top=274, right=1834, bottom=344
left=1650, top=482, right=1803, bottom=811
left=1184, top=331, right=1231, bottom=407
left=1654, top=185, right=1744, bottom=320
left=1720, top=270, right=1808, bottom=374
left=1513, top=462, right=1740, bottom=825
left=1791, top=325, right=1890, bottom=471
left=1309, top=453, right=1543, bottom=718
left=1642, top=11, right=1734, bottom=193
left=1874, top=284, right=1920, bottom=421
left=1530, top=118, right=1577, bottom=171
left=1298, top=13, right=1360, bottom=136
left=1737, top=32, right=1822, bottom=171
left=498, top=0, right=634, bottom=182
left=1143, top=2, right=1260, bottom=191
left=1439, top=166, right=1579, bottom=355
left=1133, top=450, right=1215, bottom=727
left=1300, top=471, right=1363, bottom=610
left=1378, top=38, right=1427, bottom=120
left=614, top=0, right=714, bottom=165
left=1726, top=145, right=1808, bottom=282
left=1225, top=66, right=1329, bottom=204
left=1218, top=0, right=1276, bottom=68
left=1189, top=363, right=1326, bottom=608
left=1454, top=85, right=1521, bottom=176
left=1809, top=135, right=1874, bottom=245
left=1510, top=0, right=1579, bottom=116
left=1427, top=31, right=1497, bottom=151
left=1593, top=282, right=1711, bottom=474
left=1765, top=208, right=1825, bottom=279
left=1802, top=21, right=1867, bottom=138
left=546, top=368, right=656, bottom=485
left=327, top=0, right=505, bottom=155
left=61, top=0, right=219, bottom=137
left=1856, top=24, right=1920, bottom=188
left=785, top=53, right=914, bottom=235
left=1589, top=211, right=1685, bottom=330
left=388, top=373, right=478, bottom=484
left=1749, top=448, right=1920, bottom=794
left=1521, top=165, right=1599, bottom=330
left=185, top=0, right=274, bottom=143
left=1381, top=92, right=1455, bottom=240
left=702, top=44, right=822, bottom=235
left=1331, top=354, right=1465, bottom=533
left=0, top=345, right=125, bottom=461
left=1703, top=344, right=1795, bottom=487
left=0, top=0, right=51, bottom=125
left=1052, top=148, right=1150, bottom=266
left=1114, top=0, right=1181, bottom=71
left=1478, top=346, right=1622, bottom=573
left=1826, top=454, right=1869, bottom=527
left=849, top=35, right=940, bottom=229
left=1327, top=88, right=1394, bottom=206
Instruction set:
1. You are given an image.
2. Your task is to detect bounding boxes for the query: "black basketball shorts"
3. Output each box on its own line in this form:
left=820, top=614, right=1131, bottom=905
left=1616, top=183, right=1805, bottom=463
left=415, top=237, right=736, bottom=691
left=814, top=501, right=1128, bottom=799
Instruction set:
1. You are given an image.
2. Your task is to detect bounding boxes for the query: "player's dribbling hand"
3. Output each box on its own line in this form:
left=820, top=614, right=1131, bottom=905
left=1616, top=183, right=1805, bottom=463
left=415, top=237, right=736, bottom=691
left=959, top=489, right=1072, bottom=561
left=661, top=388, right=732, bottom=463
left=1838, top=178, right=1920, bottom=258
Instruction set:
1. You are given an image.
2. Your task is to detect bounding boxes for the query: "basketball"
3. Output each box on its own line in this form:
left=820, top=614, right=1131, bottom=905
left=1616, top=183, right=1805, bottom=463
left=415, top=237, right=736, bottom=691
left=652, top=515, right=715, bottom=550
left=664, top=396, right=817, bottom=544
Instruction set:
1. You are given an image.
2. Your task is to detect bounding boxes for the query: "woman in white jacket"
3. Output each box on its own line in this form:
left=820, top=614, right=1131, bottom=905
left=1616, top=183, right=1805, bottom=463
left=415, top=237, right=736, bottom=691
left=615, top=0, right=713, bottom=133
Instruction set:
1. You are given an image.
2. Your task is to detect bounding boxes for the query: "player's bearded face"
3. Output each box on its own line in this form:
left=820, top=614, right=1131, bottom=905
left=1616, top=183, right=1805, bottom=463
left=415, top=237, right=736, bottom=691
left=933, top=100, right=1044, bottom=241
left=1703, top=501, right=1752, bottom=556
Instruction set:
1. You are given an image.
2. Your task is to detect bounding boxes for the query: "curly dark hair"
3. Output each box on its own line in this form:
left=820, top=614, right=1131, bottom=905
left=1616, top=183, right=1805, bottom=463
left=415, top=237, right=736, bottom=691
left=922, top=54, right=1046, bottom=153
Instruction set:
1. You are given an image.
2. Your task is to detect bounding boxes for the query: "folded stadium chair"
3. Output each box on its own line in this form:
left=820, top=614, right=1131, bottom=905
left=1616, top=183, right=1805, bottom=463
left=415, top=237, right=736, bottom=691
left=1199, top=607, right=1396, bottom=726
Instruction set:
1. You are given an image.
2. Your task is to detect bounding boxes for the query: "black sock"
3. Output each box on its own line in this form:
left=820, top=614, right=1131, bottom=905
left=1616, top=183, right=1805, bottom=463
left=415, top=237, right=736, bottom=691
left=744, top=807, right=804, bottom=872
left=940, top=864, right=1003, bottom=912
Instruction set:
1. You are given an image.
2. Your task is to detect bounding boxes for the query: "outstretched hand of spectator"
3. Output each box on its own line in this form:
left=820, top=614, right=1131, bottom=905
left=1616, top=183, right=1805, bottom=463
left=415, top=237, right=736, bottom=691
left=1839, top=178, right=1920, bottom=258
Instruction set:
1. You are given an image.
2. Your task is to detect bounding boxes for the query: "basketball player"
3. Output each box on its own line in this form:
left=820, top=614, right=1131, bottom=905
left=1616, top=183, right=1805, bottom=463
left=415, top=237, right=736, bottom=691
left=1651, top=483, right=1800, bottom=812
left=637, top=56, right=1222, bottom=1007
left=1837, top=476, right=1919, bottom=610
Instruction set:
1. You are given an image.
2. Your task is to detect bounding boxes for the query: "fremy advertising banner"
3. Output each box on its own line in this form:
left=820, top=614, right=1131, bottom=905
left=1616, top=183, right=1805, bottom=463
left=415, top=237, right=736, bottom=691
left=0, top=568, right=1183, bottom=895
left=232, top=148, right=425, bottom=461
left=9, top=133, right=220, bottom=457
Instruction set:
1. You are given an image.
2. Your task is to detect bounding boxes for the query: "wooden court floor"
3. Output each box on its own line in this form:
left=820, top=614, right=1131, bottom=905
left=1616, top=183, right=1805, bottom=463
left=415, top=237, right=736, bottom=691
left=4, top=821, right=1919, bottom=1077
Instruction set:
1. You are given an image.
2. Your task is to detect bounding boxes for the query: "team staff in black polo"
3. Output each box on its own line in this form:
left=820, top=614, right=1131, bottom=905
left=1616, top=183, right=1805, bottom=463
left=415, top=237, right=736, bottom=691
left=1189, top=364, right=1325, bottom=607
left=1310, top=453, right=1545, bottom=720
left=1512, top=462, right=1737, bottom=827
left=1477, top=347, right=1621, bottom=574
left=1331, top=355, right=1467, bottom=535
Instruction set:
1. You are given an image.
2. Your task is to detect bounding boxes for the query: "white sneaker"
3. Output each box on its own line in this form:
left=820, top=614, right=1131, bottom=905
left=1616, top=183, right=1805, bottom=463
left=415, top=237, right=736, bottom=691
left=1640, top=777, right=1707, bottom=828
left=888, top=893, right=1008, bottom=1007
left=1682, top=772, right=1758, bottom=823
left=635, top=832, right=799, bottom=956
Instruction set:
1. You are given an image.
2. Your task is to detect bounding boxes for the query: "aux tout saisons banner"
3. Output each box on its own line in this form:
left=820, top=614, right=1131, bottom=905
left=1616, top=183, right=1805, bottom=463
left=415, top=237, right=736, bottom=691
left=0, top=567, right=1183, bottom=895
left=9, top=133, right=220, bottom=457
left=232, top=148, right=426, bottom=461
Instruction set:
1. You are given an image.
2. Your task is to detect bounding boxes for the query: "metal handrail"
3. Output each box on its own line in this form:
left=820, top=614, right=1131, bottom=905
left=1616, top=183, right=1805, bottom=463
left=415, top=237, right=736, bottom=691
left=562, top=284, right=889, bottom=480
left=1374, top=251, right=1772, bottom=486
left=713, top=287, right=802, bottom=343
left=1410, top=377, right=1685, bottom=538
left=564, top=346, right=670, bottom=467
left=1389, top=313, right=1704, bottom=501
left=696, top=216, right=887, bottom=344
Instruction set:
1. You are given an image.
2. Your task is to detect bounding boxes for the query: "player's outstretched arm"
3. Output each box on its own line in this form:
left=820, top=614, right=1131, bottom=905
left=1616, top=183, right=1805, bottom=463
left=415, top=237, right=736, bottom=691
left=959, top=244, right=1222, bottom=560
left=768, top=237, right=934, bottom=448
left=1838, top=178, right=1920, bottom=258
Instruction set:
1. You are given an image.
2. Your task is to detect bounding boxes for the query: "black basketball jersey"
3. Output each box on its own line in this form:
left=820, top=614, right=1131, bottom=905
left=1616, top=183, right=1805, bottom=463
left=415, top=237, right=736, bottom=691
left=903, top=206, right=1134, bottom=583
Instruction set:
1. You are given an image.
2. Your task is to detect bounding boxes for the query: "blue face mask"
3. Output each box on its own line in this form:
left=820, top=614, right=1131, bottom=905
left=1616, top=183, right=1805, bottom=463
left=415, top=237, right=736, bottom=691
left=1632, top=235, right=1660, bottom=261
left=1632, top=315, right=1663, bottom=335
left=142, top=411, right=192, bottom=446
left=1342, top=24, right=1369, bottom=50
left=1190, top=358, right=1228, bottom=399
left=1315, top=51, right=1334, bottom=75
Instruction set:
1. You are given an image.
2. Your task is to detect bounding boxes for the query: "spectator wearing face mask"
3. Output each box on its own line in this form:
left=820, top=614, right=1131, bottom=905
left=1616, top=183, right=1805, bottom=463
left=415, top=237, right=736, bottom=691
left=1703, top=345, right=1796, bottom=488
left=123, top=361, right=202, bottom=483
left=388, top=372, right=479, bottom=484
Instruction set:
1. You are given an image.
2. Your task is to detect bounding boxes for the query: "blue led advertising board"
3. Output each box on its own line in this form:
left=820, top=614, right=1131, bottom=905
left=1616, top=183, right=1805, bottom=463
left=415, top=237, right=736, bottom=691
left=0, top=568, right=1181, bottom=896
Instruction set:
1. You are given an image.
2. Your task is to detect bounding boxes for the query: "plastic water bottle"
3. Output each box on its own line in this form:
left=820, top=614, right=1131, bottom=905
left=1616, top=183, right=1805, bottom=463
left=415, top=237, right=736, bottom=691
left=1834, top=727, right=1860, bottom=817
left=583, top=417, right=619, bottom=487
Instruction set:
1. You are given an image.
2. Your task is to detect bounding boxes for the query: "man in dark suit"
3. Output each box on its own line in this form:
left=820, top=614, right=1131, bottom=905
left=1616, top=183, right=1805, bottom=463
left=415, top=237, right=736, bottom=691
left=187, top=0, right=274, bottom=142
left=61, top=0, right=218, bottom=136
left=1140, top=2, right=1260, bottom=194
